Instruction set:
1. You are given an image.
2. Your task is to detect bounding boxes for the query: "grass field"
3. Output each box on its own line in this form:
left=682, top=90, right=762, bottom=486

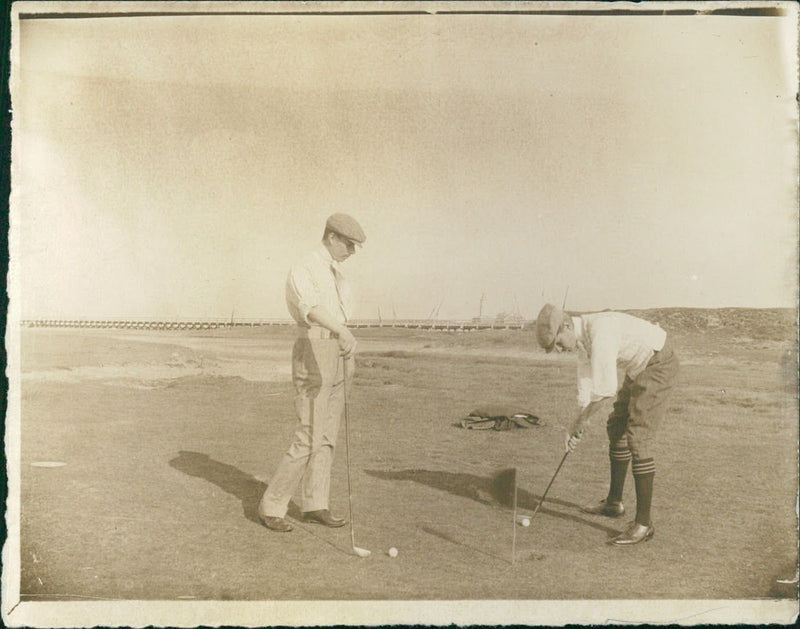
left=10, top=310, right=799, bottom=605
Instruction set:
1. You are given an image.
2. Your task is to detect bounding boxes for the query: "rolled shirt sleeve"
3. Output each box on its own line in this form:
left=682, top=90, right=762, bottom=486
left=284, top=245, right=350, bottom=326
left=575, top=311, right=668, bottom=408
left=285, top=264, right=318, bottom=326
left=578, top=315, right=621, bottom=404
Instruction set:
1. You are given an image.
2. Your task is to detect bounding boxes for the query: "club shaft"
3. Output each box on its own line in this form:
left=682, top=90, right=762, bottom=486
left=343, top=358, right=357, bottom=551
left=530, top=450, right=570, bottom=520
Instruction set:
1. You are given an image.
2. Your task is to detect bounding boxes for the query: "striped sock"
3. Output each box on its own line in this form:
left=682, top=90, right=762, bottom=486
left=608, top=446, right=632, bottom=503
left=632, top=457, right=656, bottom=526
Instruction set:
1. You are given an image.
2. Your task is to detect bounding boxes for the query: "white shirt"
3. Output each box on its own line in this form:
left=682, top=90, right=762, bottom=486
left=575, top=312, right=667, bottom=408
left=285, top=244, right=353, bottom=326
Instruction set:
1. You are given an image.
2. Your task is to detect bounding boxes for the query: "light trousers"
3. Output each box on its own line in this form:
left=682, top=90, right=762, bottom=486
left=259, top=339, right=354, bottom=518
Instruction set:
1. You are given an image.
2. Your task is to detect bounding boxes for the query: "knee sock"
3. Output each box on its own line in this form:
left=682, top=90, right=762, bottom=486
left=607, top=446, right=631, bottom=504
left=632, top=457, right=656, bottom=526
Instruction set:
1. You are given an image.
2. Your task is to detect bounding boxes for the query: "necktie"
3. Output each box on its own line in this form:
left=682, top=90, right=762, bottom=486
left=330, top=263, right=348, bottom=320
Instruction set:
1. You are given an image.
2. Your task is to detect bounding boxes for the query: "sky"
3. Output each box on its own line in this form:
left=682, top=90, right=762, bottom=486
left=11, top=4, right=799, bottom=321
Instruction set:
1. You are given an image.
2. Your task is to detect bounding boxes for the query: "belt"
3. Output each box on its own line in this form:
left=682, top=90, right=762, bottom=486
left=297, top=326, right=339, bottom=340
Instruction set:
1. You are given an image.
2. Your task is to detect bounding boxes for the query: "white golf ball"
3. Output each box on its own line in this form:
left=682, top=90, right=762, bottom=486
left=521, top=517, right=531, bottom=527
left=388, top=547, right=398, bottom=558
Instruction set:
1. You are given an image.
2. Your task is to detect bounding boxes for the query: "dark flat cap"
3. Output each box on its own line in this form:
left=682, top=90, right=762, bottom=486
left=535, top=303, right=564, bottom=352
left=326, top=213, right=366, bottom=245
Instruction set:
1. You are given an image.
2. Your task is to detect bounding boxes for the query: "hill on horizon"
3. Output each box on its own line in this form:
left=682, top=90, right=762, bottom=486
left=609, top=307, right=796, bottom=341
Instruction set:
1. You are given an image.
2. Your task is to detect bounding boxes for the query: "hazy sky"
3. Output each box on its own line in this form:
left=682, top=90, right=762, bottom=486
left=12, top=4, right=799, bottom=320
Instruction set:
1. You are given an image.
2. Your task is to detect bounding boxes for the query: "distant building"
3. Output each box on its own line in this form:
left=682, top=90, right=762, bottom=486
left=471, top=315, right=495, bottom=325
left=468, top=312, right=527, bottom=327
left=494, top=311, right=527, bottom=326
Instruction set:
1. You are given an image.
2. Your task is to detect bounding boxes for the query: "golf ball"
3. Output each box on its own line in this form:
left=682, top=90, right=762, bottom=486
left=388, top=547, right=398, bottom=558
left=521, top=517, right=531, bottom=527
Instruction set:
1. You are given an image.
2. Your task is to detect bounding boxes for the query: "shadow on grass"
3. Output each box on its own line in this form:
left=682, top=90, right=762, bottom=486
left=168, top=451, right=358, bottom=556
left=365, top=468, right=619, bottom=535
left=169, top=451, right=268, bottom=524
left=168, top=450, right=327, bottom=527
left=420, top=524, right=510, bottom=564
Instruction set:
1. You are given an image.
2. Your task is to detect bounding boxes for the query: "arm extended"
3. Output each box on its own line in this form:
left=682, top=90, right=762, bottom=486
left=565, top=397, right=614, bottom=451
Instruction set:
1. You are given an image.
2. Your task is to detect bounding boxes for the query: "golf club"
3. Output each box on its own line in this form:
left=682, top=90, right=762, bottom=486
left=528, top=449, right=570, bottom=522
left=342, top=357, right=371, bottom=558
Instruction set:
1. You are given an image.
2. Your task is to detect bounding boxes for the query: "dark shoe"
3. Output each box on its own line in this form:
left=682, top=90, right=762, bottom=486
left=612, top=521, right=654, bottom=545
left=260, top=515, right=293, bottom=532
left=581, top=498, right=625, bottom=518
left=303, top=509, right=346, bottom=528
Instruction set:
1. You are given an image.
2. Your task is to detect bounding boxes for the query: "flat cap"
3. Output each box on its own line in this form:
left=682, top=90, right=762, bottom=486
left=326, top=213, right=366, bottom=245
left=535, top=303, right=564, bottom=353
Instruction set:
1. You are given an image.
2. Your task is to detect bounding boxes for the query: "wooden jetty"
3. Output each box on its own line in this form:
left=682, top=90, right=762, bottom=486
left=21, top=317, right=530, bottom=332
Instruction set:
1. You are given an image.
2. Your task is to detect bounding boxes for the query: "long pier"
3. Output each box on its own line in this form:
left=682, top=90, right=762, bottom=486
left=350, top=319, right=528, bottom=331
left=20, top=318, right=288, bottom=330
left=21, top=318, right=529, bottom=332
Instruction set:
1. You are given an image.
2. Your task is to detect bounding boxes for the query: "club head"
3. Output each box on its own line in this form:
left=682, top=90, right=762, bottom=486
left=353, top=546, right=371, bottom=558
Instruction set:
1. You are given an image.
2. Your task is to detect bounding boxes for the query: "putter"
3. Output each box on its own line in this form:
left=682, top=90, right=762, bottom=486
left=342, top=357, right=371, bottom=558
left=528, top=449, right=570, bottom=522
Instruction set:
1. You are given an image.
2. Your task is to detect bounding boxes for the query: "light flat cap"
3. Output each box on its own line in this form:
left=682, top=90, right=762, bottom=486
left=326, top=213, right=366, bottom=245
left=535, top=303, right=564, bottom=353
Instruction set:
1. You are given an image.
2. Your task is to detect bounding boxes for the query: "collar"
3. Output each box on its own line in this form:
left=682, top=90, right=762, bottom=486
left=315, top=243, right=337, bottom=269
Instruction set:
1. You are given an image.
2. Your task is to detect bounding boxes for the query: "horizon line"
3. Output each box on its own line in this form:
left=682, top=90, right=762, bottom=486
left=18, top=304, right=798, bottom=323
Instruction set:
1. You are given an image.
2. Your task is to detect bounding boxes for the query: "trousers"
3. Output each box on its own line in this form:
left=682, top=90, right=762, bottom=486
left=259, top=338, right=354, bottom=518
left=606, top=340, right=679, bottom=460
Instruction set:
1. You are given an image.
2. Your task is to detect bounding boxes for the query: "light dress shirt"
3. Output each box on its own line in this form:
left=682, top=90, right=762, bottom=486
left=574, top=312, right=667, bottom=408
left=285, top=244, right=353, bottom=326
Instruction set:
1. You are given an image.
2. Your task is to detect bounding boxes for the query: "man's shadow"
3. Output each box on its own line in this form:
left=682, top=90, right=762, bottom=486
left=168, top=452, right=618, bottom=536
left=365, top=468, right=619, bottom=535
left=168, top=450, right=305, bottom=523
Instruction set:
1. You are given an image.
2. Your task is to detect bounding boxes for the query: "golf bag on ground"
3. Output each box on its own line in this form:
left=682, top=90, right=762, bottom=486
left=459, top=406, right=542, bottom=430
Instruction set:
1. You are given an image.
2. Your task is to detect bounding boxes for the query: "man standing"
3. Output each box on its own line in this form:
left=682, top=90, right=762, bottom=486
left=258, top=213, right=366, bottom=532
left=535, top=304, right=679, bottom=545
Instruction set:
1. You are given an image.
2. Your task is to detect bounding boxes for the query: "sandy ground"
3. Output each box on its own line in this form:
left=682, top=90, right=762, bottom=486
left=9, top=324, right=799, bottom=608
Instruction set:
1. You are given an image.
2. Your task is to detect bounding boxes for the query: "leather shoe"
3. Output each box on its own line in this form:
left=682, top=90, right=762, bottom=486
left=612, top=521, right=654, bottom=545
left=260, top=515, right=293, bottom=532
left=581, top=498, right=625, bottom=518
left=303, top=509, right=346, bottom=528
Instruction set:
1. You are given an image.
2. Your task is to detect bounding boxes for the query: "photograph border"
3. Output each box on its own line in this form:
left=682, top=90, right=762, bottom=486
left=3, top=1, right=798, bottom=626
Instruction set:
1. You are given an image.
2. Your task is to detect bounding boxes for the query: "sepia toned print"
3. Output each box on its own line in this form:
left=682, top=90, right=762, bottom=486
left=4, top=1, right=798, bottom=627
